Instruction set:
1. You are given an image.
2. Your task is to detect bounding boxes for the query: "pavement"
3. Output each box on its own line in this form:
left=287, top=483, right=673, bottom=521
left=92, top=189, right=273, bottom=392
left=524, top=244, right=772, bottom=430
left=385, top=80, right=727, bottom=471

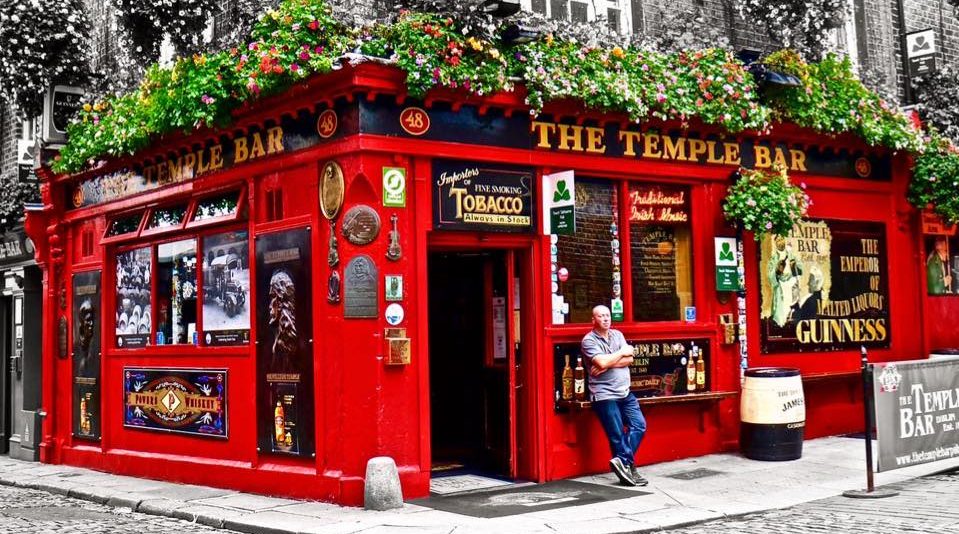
left=1, top=435, right=958, bottom=534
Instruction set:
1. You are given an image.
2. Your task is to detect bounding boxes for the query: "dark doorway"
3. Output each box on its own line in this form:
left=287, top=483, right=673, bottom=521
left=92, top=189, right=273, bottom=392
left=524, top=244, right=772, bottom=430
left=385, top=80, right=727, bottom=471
left=0, top=295, right=9, bottom=454
left=428, top=251, right=511, bottom=478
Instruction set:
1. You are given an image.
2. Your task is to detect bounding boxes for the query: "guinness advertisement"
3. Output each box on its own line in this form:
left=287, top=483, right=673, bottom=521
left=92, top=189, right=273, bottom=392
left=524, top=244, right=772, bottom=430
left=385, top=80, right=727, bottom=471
left=255, top=228, right=315, bottom=457
left=432, top=160, right=535, bottom=233
left=760, top=220, right=890, bottom=353
left=123, top=368, right=227, bottom=438
left=73, top=271, right=101, bottom=440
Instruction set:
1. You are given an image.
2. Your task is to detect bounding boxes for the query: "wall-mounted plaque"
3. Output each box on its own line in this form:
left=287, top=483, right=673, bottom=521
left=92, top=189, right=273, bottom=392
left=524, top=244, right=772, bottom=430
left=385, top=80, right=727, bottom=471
left=320, top=160, right=345, bottom=220
left=341, top=205, right=381, bottom=246
left=344, top=255, right=378, bottom=318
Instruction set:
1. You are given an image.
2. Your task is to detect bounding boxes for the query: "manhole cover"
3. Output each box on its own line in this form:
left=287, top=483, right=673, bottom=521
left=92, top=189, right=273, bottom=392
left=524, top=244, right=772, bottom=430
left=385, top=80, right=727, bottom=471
left=665, top=468, right=724, bottom=480
left=2, top=507, right=117, bottom=521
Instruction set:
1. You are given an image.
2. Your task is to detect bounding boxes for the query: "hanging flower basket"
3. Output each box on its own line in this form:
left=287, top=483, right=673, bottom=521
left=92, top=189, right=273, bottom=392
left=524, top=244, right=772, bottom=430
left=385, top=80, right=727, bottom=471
left=723, top=164, right=811, bottom=238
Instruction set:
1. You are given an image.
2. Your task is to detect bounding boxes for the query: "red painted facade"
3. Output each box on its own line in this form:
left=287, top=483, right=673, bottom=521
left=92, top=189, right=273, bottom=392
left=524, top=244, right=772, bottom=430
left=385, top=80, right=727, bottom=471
left=25, top=63, right=947, bottom=505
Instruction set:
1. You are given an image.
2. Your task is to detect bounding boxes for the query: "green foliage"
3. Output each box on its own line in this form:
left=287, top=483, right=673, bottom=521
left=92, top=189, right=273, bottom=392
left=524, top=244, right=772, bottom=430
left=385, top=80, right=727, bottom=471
left=909, top=133, right=959, bottom=225
left=0, top=173, right=40, bottom=233
left=761, top=52, right=924, bottom=152
left=50, top=0, right=948, bottom=188
left=723, top=165, right=811, bottom=238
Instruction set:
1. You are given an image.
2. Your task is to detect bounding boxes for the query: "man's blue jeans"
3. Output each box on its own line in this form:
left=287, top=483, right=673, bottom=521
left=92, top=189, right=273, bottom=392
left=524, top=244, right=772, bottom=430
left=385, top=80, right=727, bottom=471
left=592, top=392, right=646, bottom=467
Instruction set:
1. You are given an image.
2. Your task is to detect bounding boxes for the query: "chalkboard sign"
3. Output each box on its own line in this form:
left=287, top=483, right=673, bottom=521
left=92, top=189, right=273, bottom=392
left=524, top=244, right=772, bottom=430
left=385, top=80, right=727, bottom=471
left=553, top=337, right=710, bottom=411
left=631, top=225, right=680, bottom=321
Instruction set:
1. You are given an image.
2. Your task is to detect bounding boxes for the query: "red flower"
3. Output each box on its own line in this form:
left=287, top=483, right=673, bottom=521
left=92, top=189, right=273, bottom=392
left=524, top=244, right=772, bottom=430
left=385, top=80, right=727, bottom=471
left=448, top=55, right=461, bottom=66
left=308, top=20, right=319, bottom=31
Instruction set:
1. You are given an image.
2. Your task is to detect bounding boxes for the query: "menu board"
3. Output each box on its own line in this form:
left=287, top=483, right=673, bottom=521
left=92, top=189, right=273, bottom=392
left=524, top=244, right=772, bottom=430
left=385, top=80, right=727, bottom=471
left=631, top=225, right=680, bottom=321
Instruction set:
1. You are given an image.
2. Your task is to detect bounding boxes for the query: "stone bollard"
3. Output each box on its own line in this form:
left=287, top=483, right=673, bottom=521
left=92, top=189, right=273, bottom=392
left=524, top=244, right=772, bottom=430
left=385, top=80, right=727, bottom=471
left=364, top=456, right=403, bottom=511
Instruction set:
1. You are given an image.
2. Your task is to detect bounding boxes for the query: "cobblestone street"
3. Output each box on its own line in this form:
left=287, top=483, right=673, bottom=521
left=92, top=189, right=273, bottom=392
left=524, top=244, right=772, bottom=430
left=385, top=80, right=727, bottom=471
left=656, top=469, right=959, bottom=534
left=0, top=485, right=236, bottom=534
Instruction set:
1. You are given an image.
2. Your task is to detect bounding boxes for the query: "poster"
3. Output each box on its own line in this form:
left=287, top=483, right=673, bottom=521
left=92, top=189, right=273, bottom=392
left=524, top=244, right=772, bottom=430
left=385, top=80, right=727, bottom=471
left=123, top=368, right=227, bottom=438
left=760, top=220, right=890, bottom=353
left=72, top=271, right=101, bottom=440
left=873, top=358, right=959, bottom=472
left=202, top=230, right=251, bottom=345
left=115, top=247, right=152, bottom=348
left=432, top=160, right=535, bottom=233
left=255, top=228, right=315, bottom=457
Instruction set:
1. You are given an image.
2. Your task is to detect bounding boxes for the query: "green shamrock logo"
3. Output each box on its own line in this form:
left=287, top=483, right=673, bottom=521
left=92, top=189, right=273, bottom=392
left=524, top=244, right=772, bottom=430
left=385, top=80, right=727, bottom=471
left=554, top=180, right=571, bottom=202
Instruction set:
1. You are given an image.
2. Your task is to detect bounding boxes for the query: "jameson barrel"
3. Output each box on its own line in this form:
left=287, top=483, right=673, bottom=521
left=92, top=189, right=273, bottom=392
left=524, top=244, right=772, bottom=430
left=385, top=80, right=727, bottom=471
left=740, top=368, right=806, bottom=461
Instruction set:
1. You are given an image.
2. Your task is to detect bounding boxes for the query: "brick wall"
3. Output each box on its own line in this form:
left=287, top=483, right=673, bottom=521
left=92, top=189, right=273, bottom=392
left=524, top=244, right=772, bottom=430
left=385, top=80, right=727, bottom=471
left=0, top=104, right=20, bottom=180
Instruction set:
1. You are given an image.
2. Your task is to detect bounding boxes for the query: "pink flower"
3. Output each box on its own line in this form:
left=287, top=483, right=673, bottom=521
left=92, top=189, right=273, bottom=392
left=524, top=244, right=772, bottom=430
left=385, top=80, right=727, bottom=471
left=765, top=222, right=773, bottom=230
left=290, top=63, right=300, bottom=72
left=299, top=51, right=310, bottom=61
left=200, top=94, right=215, bottom=105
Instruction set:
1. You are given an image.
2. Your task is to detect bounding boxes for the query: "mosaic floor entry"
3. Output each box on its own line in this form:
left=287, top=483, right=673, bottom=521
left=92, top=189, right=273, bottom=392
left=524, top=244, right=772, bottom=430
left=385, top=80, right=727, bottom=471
left=414, top=480, right=650, bottom=518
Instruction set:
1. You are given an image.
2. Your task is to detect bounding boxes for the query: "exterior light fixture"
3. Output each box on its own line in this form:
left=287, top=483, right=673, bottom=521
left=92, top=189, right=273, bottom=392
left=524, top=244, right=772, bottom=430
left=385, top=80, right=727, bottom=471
left=736, top=48, right=802, bottom=90
left=502, top=23, right=540, bottom=45
left=482, top=0, right=521, bottom=18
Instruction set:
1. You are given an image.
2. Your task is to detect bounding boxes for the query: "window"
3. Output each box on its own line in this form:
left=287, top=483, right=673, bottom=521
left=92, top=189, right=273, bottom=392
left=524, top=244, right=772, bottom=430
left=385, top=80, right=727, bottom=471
left=628, top=183, right=693, bottom=322
left=156, top=239, right=198, bottom=345
left=106, top=212, right=144, bottom=238
left=549, top=0, right=568, bottom=20
left=145, top=204, right=187, bottom=232
left=570, top=1, right=588, bottom=22
left=608, top=8, right=621, bottom=33
left=115, top=247, right=152, bottom=348
left=531, top=0, right=547, bottom=14
left=201, top=230, right=251, bottom=345
left=555, top=178, right=618, bottom=324
left=193, top=191, right=240, bottom=222
left=925, top=235, right=959, bottom=296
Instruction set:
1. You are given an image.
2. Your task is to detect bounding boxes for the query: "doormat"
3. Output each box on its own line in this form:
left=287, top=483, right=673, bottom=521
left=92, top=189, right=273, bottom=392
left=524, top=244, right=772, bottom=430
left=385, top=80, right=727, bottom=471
left=430, top=474, right=514, bottom=496
left=412, top=480, right=649, bottom=518
left=664, top=468, right=724, bottom=480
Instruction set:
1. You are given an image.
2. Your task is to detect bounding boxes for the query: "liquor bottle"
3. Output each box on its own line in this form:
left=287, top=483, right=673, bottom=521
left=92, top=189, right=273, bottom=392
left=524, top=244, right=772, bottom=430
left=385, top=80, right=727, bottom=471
left=574, top=357, right=586, bottom=401
left=686, top=343, right=697, bottom=393
left=696, top=347, right=706, bottom=389
left=561, top=354, right=574, bottom=401
left=274, top=401, right=286, bottom=444
left=79, top=396, right=90, bottom=435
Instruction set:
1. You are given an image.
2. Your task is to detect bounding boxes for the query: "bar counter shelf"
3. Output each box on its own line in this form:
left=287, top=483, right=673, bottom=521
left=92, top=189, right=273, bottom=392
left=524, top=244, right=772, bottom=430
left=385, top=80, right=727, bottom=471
left=557, top=390, right=738, bottom=410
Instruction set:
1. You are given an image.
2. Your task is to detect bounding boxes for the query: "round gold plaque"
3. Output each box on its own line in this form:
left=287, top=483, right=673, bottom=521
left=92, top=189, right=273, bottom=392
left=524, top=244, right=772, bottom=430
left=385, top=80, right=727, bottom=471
left=320, top=161, right=345, bottom=220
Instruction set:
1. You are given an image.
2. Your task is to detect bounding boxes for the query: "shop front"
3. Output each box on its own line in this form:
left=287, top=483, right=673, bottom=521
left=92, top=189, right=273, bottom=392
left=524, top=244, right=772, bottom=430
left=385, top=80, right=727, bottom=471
left=28, top=62, right=926, bottom=505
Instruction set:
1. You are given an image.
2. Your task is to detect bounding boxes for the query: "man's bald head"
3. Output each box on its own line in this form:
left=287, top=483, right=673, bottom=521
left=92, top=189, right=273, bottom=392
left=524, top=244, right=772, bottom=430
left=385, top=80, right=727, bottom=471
left=592, top=305, right=611, bottom=333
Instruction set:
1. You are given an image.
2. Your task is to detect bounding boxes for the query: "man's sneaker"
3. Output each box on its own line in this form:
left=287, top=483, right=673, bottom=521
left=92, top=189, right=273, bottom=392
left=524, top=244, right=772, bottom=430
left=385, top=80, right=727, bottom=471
left=630, top=466, right=649, bottom=486
left=609, top=457, right=636, bottom=486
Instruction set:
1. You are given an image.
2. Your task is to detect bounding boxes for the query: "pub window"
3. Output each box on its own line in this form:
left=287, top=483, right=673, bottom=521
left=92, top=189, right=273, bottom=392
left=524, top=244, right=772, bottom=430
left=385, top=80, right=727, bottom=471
left=925, top=234, right=959, bottom=296
left=115, top=246, right=152, bottom=348
left=628, top=183, right=694, bottom=322
left=156, top=239, right=198, bottom=345
left=144, top=204, right=188, bottom=233
left=192, top=190, right=240, bottom=222
left=555, top=178, right=618, bottom=324
left=105, top=211, right=144, bottom=239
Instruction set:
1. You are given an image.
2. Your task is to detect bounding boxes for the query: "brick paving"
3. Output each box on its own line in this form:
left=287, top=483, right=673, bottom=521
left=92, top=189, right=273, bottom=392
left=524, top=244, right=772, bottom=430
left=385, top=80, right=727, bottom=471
left=655, top=470, right=959, bottom=534
left=0, top=485, right=234, bottom=534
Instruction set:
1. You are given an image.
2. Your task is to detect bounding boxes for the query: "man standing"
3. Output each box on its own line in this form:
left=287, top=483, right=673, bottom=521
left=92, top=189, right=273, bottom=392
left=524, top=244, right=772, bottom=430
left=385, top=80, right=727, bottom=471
left=581, top=305, right=647, bottom=486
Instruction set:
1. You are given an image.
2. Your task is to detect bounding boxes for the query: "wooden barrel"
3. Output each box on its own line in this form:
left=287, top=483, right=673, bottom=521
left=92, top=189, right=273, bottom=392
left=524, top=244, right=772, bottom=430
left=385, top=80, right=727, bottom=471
left=740, top=367, right=805, bottom=461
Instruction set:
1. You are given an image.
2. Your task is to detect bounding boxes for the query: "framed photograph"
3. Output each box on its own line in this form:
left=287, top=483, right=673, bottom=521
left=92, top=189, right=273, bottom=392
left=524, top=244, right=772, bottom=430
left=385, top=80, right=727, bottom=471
left=385, top=275, right=403, bottom=301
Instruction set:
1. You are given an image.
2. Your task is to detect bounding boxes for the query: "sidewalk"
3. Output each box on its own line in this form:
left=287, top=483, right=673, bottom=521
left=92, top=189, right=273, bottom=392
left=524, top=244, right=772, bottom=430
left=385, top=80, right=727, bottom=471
left=1, top=436, right=957, bottom=534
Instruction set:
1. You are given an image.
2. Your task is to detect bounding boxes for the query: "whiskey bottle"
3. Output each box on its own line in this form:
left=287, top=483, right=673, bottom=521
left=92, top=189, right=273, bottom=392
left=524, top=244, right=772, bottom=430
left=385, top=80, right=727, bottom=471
left=686, top=343, right=697, bottom=393
left=695, top=346, right=706, bottom=389
left=79, top=396, right=90, bottom=435
left=561, top=354, right=574, bottom=401
left=574, top=357, right=586, bottom=401
left=274, top=401, right=286, bottom=444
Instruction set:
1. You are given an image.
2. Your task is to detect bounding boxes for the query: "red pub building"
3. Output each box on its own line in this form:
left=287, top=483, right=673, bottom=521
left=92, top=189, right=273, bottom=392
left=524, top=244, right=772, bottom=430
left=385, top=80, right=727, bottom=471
left=24, top=62, right=957, bottom=505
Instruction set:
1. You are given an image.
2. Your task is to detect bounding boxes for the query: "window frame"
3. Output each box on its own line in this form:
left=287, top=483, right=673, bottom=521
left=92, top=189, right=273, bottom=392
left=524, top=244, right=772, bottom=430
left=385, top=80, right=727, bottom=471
left=550, top=175, right=699, bottom=327
left=102, top=210, right=147, bottom=245
left=186, top=187, right=247, bottom=230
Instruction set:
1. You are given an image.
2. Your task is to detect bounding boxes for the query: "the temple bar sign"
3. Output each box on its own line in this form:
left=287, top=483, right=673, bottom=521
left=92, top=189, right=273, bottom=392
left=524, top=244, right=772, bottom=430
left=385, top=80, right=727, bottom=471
left=529, top=121, right=887, bottom=180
